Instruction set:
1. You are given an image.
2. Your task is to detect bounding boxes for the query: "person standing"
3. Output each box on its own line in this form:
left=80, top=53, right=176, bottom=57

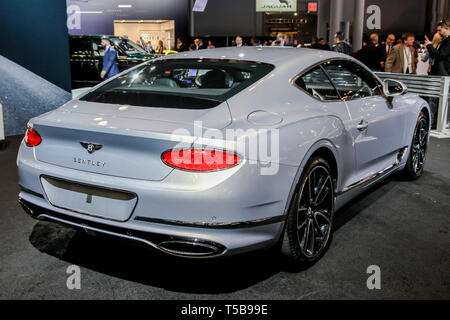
left=120, top=34, right=130, bottom=50
left=282, top=34, right=293, bottom=47
left=100, top=37, right=119, bottom=80
left=156, top=40, right=165, bottom=54
left=235, top=36, right=244, bottom=47
left=318, top=38, right=331, bottom=51
left=416, top=44, right=431, bottom=75
left=207, top=40, right=215, bottom=49
left=194, top=38, right=200, bottom=50
left=432, top=32, right=442, bottom=48
left=332, top=32, right=352, bottom=55
left=421, top=33, right=441, bottom=73
left=383, top=34, right=396, bottom=58
left=309, top=37, right=321, bottom=49
left=271, top=34, right=284, bottom=46
left=176, top=37, right=188, bottom=52
left=250, top=37, right=261, bottom=46
left=355, top=33, right=385, bottom=71
left=194, top=38, right=207, bottom=50
left=145, top=41, right=153, bottom=54
left=199, top=39, right=207, bottom=50
left=385, top=32, right=417, bottom=74
left=425, top=19, right=450, bottom=76
left=380, top=34, right=396, bottom=70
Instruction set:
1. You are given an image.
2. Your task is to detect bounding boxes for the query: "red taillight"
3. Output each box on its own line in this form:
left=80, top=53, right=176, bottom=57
left=162, top=149, right=240, bottom=171
left=24, top=128, right=42, bottom=147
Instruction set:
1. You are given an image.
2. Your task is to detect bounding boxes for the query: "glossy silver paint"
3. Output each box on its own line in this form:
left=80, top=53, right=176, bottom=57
left=17, top=47, right=431, bottom=257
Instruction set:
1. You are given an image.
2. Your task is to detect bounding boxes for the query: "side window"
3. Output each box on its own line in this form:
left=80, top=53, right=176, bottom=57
left=69, top=38, right=92, bottom=56
left=295, top=67, right=340, bottom=101
left=92, top=38, right=105, bottom=57
left=323, top=60, right=382, bottom=100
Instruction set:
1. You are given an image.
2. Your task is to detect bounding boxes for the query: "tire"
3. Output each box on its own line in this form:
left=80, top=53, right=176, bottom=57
left=281, top=157, right=334, bottom=268
left=401, top=112, right=429, bottom=180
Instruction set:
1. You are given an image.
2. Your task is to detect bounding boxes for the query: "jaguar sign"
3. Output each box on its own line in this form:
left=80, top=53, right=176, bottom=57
left=256, top=0, right=297, bottom=12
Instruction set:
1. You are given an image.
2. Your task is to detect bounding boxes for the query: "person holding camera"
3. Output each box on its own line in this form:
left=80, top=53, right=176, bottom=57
left=425, top=19, right=450, bottom=76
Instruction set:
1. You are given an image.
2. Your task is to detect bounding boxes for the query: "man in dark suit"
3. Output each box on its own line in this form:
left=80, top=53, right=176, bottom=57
left=425, top=19, right=450, bottom=76
left=318, top=38, right=331, bottom=51
left=309, top=37, right=322, bottom=50
left=381, top=34, right=396, bottom=65
left=355, top=33, right=386, bottom=71
left=100, top=37, right=119, bottom=79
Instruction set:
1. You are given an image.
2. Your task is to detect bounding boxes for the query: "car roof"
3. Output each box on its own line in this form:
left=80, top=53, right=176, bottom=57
left=159, top=46, right=344, bottom=68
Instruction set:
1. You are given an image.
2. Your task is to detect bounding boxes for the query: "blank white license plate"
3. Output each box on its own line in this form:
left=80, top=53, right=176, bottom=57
left=41, top=176, right=137, bottom=222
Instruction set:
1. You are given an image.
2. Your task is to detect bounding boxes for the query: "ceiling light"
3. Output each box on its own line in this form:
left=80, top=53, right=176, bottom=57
left=75, top=11, right=103, bottom=14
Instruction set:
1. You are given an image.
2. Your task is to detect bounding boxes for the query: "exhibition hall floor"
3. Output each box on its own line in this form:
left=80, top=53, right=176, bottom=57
left=1, top=135, right=449, bottom=299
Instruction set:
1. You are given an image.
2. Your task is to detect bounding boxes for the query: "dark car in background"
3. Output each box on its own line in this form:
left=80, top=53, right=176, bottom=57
left=69, top=35, right=160, bottom=89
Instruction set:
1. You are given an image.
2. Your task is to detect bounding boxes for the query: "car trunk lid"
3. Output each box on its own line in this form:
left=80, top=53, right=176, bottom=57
left=32, top=100, right=231, bottom=181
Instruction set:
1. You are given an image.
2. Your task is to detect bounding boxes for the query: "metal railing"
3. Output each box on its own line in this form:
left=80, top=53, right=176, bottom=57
left=375, top=72, right=450, bottom=138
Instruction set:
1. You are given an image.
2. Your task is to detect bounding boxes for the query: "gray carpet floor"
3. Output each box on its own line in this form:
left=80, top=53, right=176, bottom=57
left=0, top=135, right=449, bottom=299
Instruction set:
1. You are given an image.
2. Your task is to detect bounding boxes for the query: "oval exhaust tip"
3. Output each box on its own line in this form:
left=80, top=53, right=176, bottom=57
left=158, top=240, right=221, bottom=257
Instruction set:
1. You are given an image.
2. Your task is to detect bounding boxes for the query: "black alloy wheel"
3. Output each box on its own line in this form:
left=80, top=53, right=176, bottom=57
left=402, top=112, right=429, bottom=179
left=282, top=157, right=334, bottom=267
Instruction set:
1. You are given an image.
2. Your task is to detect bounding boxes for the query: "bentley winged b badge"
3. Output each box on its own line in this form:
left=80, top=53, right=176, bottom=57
left=80, top=142, right=103, bottom=154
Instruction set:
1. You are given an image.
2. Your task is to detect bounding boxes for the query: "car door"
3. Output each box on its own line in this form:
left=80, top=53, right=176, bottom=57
left=323, top=59, right=406, bottom=181
left=294, top=65, right=357, bottom=188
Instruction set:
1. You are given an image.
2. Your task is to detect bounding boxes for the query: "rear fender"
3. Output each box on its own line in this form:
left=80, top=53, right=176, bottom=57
left=280, top=116, right=354, bottom=216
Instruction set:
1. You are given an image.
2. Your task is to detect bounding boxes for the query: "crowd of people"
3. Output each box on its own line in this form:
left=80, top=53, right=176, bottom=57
left=353, top=19, right=449, bottom=77
left=136, top=38, right=166, bottom=54
left=133, top=18, right=449, bottom=77
left=312, top=19, right=449, bottom=77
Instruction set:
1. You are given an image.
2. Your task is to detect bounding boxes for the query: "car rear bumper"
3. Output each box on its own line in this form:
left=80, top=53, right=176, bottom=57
left=19, top=193, right=285, bottom=258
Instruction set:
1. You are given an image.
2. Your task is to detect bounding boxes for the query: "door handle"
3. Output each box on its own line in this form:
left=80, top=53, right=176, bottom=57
left=357, top=120, right=369, bottom=131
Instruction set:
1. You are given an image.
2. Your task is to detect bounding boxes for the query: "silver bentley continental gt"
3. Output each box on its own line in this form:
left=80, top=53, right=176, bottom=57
left=17, top=47, right=431, bottom=267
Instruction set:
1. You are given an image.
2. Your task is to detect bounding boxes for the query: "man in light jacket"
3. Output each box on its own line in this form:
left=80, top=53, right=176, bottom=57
left=385, top=33, right=417, bottom=74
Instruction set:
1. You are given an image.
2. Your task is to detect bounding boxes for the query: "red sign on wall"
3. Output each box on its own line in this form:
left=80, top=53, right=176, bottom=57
left=308, top=2, right=318, bottom=12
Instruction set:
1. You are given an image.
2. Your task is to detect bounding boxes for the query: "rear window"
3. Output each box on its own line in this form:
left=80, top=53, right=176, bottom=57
left=81, top=59, right=274, bottom=109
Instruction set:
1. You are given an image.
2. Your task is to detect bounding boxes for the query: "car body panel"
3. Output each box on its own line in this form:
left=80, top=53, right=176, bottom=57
left=344, top=95, right=407, bottom=180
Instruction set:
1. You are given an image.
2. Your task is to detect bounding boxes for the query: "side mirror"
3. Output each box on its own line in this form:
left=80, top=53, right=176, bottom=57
left=383, top=79, right=408, bottom=98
